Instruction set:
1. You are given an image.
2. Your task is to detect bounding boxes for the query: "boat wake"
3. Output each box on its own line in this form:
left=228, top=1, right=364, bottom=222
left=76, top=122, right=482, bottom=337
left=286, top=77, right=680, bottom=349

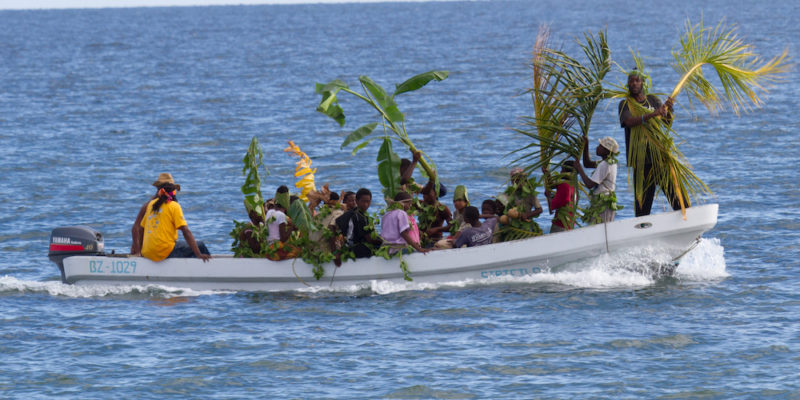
left=301, top=237, right=729, bottom=295
left=0, top=275, right=228, bottom=299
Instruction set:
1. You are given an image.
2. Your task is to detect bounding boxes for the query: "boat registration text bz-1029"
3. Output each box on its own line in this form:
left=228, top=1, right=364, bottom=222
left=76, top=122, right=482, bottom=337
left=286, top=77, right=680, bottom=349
left=88, top=260, right=137, bottom=274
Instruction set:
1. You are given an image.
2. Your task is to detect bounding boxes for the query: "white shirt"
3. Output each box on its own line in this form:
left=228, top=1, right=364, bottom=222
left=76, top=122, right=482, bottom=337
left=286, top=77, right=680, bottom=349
left=590, top=160, right=617, bottom=196
left=265, top=209, right=287, bottom=242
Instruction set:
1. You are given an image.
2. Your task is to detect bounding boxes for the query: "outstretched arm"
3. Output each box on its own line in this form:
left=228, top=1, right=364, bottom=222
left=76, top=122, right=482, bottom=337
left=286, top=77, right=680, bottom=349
left=400, top=150, right=421, bottom=184
left=179, top=225, right=211, bottom=262
left=581, top=136, right=598, bottom=169
left=573, top=159, right=598, bottom=189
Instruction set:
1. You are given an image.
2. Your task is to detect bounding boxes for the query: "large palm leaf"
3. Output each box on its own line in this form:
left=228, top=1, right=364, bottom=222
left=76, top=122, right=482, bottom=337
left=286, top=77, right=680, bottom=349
left=671, top=19, right=790, bottom=115
left=514, top=28, right=611, bottom=174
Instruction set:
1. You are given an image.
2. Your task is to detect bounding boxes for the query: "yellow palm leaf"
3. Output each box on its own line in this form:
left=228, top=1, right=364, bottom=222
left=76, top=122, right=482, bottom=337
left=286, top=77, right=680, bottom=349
left=283, top=141, right=317, bottom=201
left=671, top=19, right=791, bottom=115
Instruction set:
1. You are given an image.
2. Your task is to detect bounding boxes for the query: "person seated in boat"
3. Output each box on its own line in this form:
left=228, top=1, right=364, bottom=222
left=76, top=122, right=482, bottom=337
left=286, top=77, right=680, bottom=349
left=341, top=191, right=356, bottom=211
left=497, top=168, right=544, bottom=239
left=266, top=186, right=293, bottom=243
left=263, top=186, right=302, bottom=260
left=308, top=189, right=345, bottom=253
left=131, top=172, right=174, bottom=255
left=335, top=188, right=381, bottom=259
left=542, top=161, right=578, bottom=233
left=380, top=191, right=428, bottom=254
left=140, top=179, right=211, bottom=262
left=574, top=136, right=621, bottom=224
left=435, top=185, right=470, bottom=249
left=415, top=180, right=452, bottom=248
left=454, top=206, right=493, bottom=248
left=479, top=199, right=500, bottom=242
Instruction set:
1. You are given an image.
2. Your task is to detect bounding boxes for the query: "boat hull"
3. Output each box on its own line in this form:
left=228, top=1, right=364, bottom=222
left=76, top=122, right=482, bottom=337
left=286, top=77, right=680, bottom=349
left=60, top=204, right=718, bottom=291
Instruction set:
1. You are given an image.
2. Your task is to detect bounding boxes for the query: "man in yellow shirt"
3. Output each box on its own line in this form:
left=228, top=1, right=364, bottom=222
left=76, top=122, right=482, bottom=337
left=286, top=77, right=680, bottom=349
left=140, top=178, right=211, bottom=262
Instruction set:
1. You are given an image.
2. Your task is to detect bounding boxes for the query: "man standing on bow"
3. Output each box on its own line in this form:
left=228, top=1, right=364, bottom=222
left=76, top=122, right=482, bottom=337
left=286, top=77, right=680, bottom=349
left=618, top=69, right=683, bottom=216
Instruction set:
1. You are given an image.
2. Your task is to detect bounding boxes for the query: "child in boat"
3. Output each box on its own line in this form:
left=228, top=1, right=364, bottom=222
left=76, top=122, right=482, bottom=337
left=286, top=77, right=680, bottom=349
left=335, top=188, right=381, bottom=258
left=435, top=185, right=470, bottom=249
left=140, top=179, right=211, bottom=262
left=309, top=190, right=345, bottom=253
left=454, top=206, right=493, bottom=248
left=543, top=161, right=578, bottom=232
left=480, top=199, right=500, bottom=242
left=380, top=191, right=428, bottom=254
left=266, top=186, right=292, bottom=243
left=263, top=186, right=301, bottom=260
left=574, top=136, right=621, bottom=224
left=341, top=191, right=356, bottom=211
left=415, top=180, right=452, bottom=248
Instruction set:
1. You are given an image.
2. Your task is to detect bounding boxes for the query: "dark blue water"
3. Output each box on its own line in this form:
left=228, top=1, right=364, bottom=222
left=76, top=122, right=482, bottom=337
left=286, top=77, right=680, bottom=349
left=1, top=1, right=798, bottom=397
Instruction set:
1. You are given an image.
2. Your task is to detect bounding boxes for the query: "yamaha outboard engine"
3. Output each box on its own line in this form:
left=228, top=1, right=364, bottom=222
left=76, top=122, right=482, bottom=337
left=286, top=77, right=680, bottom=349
left=48, top=226, right=105, bottom=283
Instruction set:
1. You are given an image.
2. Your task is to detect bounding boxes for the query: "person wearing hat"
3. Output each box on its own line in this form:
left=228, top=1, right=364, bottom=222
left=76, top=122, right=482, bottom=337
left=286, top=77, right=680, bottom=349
left=575, top=136, right=621, bottom=224
left=618, top=68, right=682, bottom=216
left=131, top=173, right=181, bottom=255
left=138, top=174, right=211, bottom=262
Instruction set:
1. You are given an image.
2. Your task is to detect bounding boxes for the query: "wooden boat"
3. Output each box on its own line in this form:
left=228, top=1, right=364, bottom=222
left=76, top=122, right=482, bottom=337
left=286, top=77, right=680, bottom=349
left=48, top=204, right=718, bottom=291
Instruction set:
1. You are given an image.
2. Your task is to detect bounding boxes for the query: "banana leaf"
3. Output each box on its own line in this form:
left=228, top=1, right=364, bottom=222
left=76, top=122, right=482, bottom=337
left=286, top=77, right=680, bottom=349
left=288, top=198, right=316, bottom=234
left=315, top=70, right=449, bottom=193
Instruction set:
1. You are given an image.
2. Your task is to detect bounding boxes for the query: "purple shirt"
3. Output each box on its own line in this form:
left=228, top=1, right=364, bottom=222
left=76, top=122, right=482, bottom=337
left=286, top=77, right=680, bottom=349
left=381, top=209, right=411, bottom=245
left=454, top=225, right=493, bottom=248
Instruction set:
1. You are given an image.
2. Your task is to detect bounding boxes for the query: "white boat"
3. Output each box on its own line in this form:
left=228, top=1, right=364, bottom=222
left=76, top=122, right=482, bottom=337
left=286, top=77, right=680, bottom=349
left=48, top=204, right=718, bottom=291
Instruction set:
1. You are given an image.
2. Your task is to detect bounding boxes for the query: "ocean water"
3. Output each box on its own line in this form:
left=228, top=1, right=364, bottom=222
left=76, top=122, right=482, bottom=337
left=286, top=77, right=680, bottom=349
left=1, top=1, right=798, bottom=398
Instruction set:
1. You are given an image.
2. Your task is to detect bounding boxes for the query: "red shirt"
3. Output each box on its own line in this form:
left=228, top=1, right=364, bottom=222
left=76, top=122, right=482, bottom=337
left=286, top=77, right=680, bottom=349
left=551, top=181, right=577, bottom=229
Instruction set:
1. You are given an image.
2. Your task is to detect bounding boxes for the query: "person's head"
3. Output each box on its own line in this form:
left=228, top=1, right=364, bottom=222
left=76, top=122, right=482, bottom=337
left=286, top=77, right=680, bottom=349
left=510, top=167, right=527, bottom=185
left=494, top=199, right=505, bottom=215
left=452, top=185, right=469, bottom=211
left=393, top=191, right=413, bottom=211
left=463, top=206, right=480, bottom=226
left=343, top=191, right=356, bottom=210
left=326, top=191, right=340, bottom=207
left=151, top=182, right=179, bottom=213
left=597, top=136, right=619, bottom=159
left=627, top=68, right=648, bottom=96
left=422, top=181, right=438, bottom=204
left=561, top=160, right=575, bottom=174
left=481, top=199, right=496, bottom=216
left=355, top=188, right=372, bottom=212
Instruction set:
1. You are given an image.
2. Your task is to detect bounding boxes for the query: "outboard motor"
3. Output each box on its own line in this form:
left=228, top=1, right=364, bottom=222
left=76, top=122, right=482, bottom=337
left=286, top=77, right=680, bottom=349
left=48, top=226, right=105, bottom=283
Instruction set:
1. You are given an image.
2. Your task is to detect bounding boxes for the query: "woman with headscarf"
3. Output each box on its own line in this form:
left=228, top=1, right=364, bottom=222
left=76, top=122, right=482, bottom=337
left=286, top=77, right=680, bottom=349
left=140, top=175, right=211, bottom=262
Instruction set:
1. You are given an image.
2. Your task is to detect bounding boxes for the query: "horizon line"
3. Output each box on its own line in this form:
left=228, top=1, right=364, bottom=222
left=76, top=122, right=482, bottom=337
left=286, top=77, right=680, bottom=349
left=1, top=0, right=456, bottom=11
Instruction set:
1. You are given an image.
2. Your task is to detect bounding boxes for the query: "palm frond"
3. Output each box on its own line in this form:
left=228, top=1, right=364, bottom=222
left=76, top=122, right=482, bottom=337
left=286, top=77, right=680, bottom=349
left=515, top=27, right=611, bottom=175
left=671, top=18, right=791, bottom=115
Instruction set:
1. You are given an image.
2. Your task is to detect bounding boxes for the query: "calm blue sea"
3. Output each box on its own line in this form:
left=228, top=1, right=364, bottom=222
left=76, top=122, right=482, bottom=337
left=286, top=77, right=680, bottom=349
left=1, top=0, right=799, bottom=398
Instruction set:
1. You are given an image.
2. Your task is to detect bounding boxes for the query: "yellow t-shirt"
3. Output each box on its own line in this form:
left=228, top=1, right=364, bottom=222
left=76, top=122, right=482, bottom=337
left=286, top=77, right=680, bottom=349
left=140, top=199, right=188, bottom=261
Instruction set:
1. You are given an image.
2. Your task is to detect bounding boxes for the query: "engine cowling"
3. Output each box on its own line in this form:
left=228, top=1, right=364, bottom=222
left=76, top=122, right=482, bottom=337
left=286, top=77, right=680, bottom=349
left=48, top=226, right=105, bottom=283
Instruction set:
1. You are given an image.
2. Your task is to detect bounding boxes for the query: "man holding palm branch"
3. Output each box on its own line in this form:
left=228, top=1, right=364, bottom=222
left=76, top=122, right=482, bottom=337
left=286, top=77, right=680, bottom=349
left=618, top=69, right=682, bottom=216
